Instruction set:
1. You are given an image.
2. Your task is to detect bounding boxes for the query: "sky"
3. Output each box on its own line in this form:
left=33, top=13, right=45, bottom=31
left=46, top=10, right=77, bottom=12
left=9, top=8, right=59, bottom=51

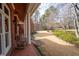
left=32, top=3, right=73, bottom=23
left=38, top=3, right=57, bottom=17
left=37, top=3, right=67, bottom=18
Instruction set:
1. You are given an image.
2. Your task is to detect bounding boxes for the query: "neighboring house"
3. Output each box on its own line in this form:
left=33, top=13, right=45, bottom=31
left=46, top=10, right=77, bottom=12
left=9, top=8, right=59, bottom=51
left=0, top=3, right=40, bottom=56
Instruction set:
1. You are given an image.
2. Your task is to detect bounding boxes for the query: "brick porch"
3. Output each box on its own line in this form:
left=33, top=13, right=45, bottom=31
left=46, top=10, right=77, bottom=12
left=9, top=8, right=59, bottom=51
left=11, top=44, right=39, bottom=56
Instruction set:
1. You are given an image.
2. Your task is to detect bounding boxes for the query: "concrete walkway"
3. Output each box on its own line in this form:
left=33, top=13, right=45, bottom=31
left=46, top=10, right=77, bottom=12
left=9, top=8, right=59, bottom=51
left=34, top=31, right=79, bottom=56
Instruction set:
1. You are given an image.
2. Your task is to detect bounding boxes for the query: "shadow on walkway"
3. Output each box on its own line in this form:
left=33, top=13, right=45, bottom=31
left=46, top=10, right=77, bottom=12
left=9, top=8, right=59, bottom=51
left=35, top=38, right=79, bottom=56
left=33, top=31, right=79, bottom=56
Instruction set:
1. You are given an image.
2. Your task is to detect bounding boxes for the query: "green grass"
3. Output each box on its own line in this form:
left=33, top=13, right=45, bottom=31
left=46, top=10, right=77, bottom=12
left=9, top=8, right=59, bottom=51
left=52, top=30, right=79, bottom=45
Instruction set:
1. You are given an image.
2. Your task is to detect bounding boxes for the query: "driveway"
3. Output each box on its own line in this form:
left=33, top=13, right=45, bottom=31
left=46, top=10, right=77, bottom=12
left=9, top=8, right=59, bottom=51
left=34, top=31, right=79, bottom=56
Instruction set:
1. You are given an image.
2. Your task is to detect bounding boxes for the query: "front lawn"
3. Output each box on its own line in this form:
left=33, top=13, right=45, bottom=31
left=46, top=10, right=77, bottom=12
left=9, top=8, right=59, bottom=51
left=52, top=30, right=79, bottom=46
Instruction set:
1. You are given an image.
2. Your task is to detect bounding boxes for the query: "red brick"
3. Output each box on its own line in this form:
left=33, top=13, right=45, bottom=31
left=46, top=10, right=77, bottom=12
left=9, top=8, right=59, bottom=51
left=11, top=44, right=38, bottom=56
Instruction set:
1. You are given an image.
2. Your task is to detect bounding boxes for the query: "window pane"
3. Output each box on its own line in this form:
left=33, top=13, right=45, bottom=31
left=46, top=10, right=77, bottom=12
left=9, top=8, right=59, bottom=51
left=0, top=13, right=2, bottom=55
left=4, top=6, right=9, bottom=15
left=0, top=4, right=2, bottom=9
left=0, top=13, right=2, bottom=33
left=5, top=33, right=9, bottom=47
left=0, top=35, right=2, bottom=54
left=5, top=17, right=9, bottom=48
left=5, top=17, right=9, bottom=32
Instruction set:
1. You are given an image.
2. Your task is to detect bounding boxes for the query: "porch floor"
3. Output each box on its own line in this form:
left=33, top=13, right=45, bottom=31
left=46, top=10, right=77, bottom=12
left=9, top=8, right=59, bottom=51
left=11, top=44, right=38, bottom=56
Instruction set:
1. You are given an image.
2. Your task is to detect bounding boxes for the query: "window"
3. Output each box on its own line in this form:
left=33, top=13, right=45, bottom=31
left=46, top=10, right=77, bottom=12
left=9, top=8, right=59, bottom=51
left=3, top=4, right=11, bottom=55
left=0, top=4, right=11, bottom=55
left=5, top=17, right=9, bottom=32
left=0, top=4, right=2, bottom=9
left=4, top=6, right=9, bottom=15
left=0, top=13, right=2, bottom=33
left=5, top=17, right=9, bottom=48
left=5, top=33, right=9, bottom=48
left=0, top=13, right=2, bottom=55
left=0, top=35, right=2, bottom=55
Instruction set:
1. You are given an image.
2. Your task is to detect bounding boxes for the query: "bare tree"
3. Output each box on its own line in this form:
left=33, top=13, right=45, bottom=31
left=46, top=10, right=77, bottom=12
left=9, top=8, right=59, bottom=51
left=40, top=6, right=59, bottom=30
left=33, top=10, right=40, bottom=31
left=73, top=3, right=79, bottom=38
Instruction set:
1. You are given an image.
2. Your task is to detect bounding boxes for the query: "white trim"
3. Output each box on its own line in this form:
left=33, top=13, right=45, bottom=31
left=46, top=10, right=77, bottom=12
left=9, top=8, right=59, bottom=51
left=26, top=15, right=28, bottom=39
left=27, top=4, right=31, bottom=13
left=28, top=13, right=31, bottom=44
left=0, top=34, right=3, bottom=56
left=0, top=11, right=5, bottom=55
left=11, top=4, right=15, bottom=10
left=4, top=3, right=11, bottom=55
left=0, top=9, right=3, bottom=55
left=27, top=4, right=40, bottom=16
left=27, top=4, right=32, bottom=44
left=14, top=14, right=20, bottom=36
left=24, top=16, right=26, bottom=38
left=30, top=4, right=39, bottom=16
left=24, top=14, right=28, bottom=41
left=0, top=3, right=11, bottom=56
left=14, top=14, right=24, bottom=25
left=18, top=21, right=24, bottom=24
left=14, top=14, right=19, bottom=22
left=1, top=8, right=6, bottom=55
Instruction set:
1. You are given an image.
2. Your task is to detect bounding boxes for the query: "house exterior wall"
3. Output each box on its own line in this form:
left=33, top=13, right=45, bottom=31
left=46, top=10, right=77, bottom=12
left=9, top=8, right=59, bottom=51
left=6, top=3, right=30, bottom=55
left=0, top=3, right=15, bottom=55
left=0, top=3, right=39, bottom=56
left=6, top=3, right=27, bottom=55
left=6, top=4, right=15, bottom=55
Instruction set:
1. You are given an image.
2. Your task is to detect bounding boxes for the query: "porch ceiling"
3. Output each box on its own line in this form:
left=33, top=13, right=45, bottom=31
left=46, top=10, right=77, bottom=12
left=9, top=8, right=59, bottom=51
left=14, top=3, right=29, bottom=21
left=28, top=3, right=40, bottom=16
left=13, top=3, right=40, bottom=22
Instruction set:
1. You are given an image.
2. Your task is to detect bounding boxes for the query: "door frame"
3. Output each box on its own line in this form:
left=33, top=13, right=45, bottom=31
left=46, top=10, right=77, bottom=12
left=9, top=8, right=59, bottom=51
left=0, top=3, right=11, bottom=56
